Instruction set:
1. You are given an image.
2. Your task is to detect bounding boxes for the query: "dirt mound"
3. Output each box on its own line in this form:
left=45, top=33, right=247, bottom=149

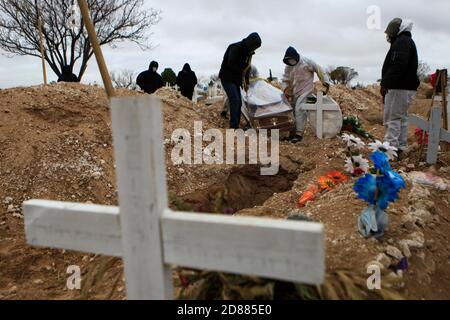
left=0, top=82, right=449, bottom=300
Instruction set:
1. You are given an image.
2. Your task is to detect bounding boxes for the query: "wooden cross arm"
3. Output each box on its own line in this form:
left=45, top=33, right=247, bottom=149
left=409, top=115, right=428, bottom=131
left=441, top=128, right=450, bottom=142
left=409, top=114, right=450, bottom=143
left=23, top=200, right=325, bottom=285
left=24, top=200, right=123, bottom=257
left=163, top=210, right=325, bottom=284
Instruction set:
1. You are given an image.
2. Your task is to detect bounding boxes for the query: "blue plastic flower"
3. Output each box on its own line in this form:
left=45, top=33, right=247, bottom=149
left=354, top=174, right=377, bottom=205
left=376, top=183, right=398, bottom=210
left=376, top=172, right=406, bottom=210
left=385, top=170, right=407, bottom=190
left=371, top=151, right=392, bottom=174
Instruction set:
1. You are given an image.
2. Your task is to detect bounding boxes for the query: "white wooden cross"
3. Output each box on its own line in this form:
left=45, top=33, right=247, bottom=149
left=409, top=106, right=450, bottom=164
left=23, top=96, right=325, bottom=300
left=299, top=92, right=342, bottom=139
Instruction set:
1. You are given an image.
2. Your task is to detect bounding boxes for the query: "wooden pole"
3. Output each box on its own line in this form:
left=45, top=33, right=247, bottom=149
left=442, top=70, right=448, bottom=131
left=441, top=70, right=448, bottom=151
left=77, top=0, right=115, bottom=98
left=37, top=13, right=47, bottom=85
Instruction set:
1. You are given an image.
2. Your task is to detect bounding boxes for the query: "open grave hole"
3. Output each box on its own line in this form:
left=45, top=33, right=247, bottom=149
left=173, top=165, right=298, bottom=214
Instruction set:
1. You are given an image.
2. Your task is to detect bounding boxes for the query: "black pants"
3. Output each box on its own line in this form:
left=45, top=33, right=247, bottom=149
left=222, top=81, right=242, bottom=129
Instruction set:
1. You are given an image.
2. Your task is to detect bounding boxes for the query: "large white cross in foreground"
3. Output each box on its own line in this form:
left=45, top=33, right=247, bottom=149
left=23, top=96, right=325, bottom=300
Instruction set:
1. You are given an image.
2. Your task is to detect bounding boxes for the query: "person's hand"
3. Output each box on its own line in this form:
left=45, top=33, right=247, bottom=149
left=284, top=87, right=293, bottom=101
left=380, top=87, right=388, bottom=104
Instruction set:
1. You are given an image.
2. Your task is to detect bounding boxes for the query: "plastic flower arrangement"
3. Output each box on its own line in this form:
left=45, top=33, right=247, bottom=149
left=298, top=171, right=349, bottom=208
left=342, top=116, right=375, bottom=140
left=368, top=140, right=398, bottom=161
left=415, top=129, right=429, bottom=145
left=341, top=134, right=406, bottom=239
left=354, top=151, right=406, bottom=239
left=344, top=156, right=370, bottom=176
left=342, top=134, right=370, bottom=177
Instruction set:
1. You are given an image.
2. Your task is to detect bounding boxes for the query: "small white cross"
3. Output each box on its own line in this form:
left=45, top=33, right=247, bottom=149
left=299, top=92, right=342, bottom=139
left=409, top=106, right=450, bottom=164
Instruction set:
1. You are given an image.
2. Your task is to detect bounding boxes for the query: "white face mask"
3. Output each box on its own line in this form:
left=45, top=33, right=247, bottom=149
left=153, top=67, right=158, bottom=72
left=288, top=58, right=298, bottom=66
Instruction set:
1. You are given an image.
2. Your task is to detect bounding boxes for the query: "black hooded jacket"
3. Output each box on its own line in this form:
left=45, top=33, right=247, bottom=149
left=58, top=66, right=79, bottom=83
left=219, top=32, right=262, bottom=86
left=381, top=31, right=420, bottom=91
left=137, top=61, right=164, bottom=94
left=176, top=64, right=198, bottom=98
left=283, top=46, right=300, bottom=65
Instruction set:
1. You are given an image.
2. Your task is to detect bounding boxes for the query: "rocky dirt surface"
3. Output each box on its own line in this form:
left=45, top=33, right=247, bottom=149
left=0, top=82, right=449, bottom=300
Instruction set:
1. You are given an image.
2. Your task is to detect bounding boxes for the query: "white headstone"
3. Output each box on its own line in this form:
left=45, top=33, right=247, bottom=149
left=299, top=92, right=343, bottom=139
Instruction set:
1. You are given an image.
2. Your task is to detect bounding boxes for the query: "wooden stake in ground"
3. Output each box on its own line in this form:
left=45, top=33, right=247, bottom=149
left=440, top=70, right=448, bottom=151
left=77, top=0, right=115, bottom=98
left=37, top=12, right=47, bottom=85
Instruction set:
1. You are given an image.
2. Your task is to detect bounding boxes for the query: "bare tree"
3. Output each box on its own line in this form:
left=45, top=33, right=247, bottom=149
left=111, top=69, right=136, bottom=89
left=0, top=0, right=160, bottom=80
left=417, top=60, right=431, bottom=82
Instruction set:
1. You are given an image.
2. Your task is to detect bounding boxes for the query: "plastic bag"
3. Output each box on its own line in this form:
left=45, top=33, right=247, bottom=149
left=409, top=171, right=450, bottom=191
left=358, top=205, right=388, bottom=239
left=242, top=80, right=292, bottom=118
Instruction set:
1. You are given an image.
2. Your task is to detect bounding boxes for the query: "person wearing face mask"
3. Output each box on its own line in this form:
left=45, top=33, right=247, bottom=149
left=136, top=61, right=164, bottom=95
left=381, top=18, right=420, bottom=158
left=219, top=32, right=262, bottom=129
left=282, top=46, right=331, bottom=143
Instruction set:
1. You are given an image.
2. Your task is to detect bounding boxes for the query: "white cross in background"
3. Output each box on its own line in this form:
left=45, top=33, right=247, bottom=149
left=409, top=106, right=450, bottom=164
left=299, top=92, right=342, bottom=139
left=23, top=96, right=325, bottom=300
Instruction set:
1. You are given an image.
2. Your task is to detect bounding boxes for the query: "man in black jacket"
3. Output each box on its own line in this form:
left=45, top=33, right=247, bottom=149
left=381, top=18, right=420, bottom=156
left=176, top=63, right=198, bottom=100
left=58, top=65, right=79, bottom=83
left=137, top=61, right=164, bottom=95
left=219, top=32, right=262, bottom=129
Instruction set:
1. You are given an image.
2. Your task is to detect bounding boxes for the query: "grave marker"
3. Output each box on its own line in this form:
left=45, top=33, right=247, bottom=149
left=23, top=96, right=325, bottom=300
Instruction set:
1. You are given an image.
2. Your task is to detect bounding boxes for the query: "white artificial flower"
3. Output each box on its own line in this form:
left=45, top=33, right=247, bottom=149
left=345, top=156, right=370, bottom=175
left=369, top=140, right=398, bottom=160
left=342, top=133, right=365, bottom=149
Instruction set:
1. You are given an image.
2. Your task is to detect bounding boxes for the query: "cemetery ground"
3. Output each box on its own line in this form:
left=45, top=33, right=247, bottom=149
left=0, top=82, right=449, bottom=300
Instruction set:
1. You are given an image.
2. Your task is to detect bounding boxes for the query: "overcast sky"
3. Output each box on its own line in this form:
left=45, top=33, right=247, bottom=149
left=1, top=0, right=449, bottom=88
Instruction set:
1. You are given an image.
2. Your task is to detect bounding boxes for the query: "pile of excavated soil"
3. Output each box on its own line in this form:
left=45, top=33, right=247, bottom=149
left=0, top=82, right=449, bottom=300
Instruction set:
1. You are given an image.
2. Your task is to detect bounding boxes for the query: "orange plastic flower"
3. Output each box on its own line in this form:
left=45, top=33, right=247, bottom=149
left=326, top=171, right=349, bottom=185
left=318, top=176, right=336, bottom=191
left=298, top=185, right=320, bottom=208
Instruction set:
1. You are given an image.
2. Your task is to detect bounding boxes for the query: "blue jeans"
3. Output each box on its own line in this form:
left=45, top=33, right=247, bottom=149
left=222, top=81, right=242, bottom=129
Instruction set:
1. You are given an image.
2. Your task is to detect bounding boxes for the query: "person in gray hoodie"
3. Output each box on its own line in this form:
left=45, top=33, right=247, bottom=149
left=381, top=18, right=420, bottom=157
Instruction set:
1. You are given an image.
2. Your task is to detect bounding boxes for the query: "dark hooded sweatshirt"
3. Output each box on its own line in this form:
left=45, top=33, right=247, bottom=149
left=219, top=32, right=262, bottom=86
left=58, top=66, right=79, bottom=83
left=283, top=46, right=300, bottom=65
left=176, top=63, right=198, bottom=99
left=381, top=31, right=420, bottom=91
left=137, top=61, right=164, bottom=94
